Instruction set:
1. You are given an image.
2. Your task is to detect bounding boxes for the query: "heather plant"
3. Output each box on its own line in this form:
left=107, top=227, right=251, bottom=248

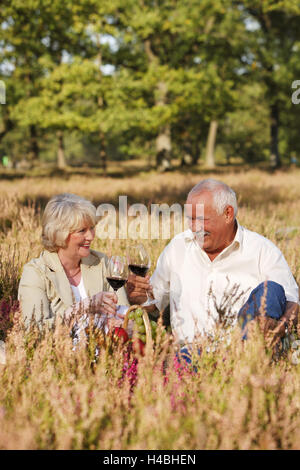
left=0, top=168, right=300, bottom=449
left=1, top=316, right=300, bottom=450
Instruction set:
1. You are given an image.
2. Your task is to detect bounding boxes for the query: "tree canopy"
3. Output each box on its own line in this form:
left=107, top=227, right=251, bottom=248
left=0, top=0, right=299, bottom=170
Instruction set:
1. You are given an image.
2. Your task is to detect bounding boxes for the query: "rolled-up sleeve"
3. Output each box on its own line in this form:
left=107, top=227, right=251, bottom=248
left=259, top=241, right=299, bottom=304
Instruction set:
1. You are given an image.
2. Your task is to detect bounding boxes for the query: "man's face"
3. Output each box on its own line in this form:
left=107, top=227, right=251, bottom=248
left=186, top=191, right=233, bottom=255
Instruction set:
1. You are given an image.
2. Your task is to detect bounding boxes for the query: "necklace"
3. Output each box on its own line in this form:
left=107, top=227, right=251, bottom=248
left=66, top=267, right=81, bottom=279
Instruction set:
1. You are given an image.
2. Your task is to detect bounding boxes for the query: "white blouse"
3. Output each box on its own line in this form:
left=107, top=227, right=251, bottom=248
left=70, top=277, right=88, bottom=302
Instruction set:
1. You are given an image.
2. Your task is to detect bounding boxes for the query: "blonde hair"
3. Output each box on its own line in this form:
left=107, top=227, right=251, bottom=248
left=42, top=193, right=97, bottom=252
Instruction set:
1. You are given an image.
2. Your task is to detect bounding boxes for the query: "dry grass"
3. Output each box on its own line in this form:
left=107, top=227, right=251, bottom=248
left=0, top=167, right=300, bottom=450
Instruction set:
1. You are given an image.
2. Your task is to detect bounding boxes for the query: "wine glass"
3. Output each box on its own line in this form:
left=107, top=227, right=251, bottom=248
left=127, top=243, right=156, bottom=307
left=106, top=255, right=128, bottom=292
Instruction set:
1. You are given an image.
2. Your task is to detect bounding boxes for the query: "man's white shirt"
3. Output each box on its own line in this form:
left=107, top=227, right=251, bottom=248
left=151, top=222, right=299, bottom=345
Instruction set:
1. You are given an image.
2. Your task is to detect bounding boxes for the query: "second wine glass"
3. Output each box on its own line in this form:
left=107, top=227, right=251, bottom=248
left=106, top=255, right=128, bottom=292
left=127, top=243, right=156, bottom=306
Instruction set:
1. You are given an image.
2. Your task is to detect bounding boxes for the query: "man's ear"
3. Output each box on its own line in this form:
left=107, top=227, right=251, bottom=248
left=224, top=205, right=235, bottom=223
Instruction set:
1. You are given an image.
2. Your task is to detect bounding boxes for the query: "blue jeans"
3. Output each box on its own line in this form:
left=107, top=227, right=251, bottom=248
left=238, top=281, right=286, bottom=339
left=178, top=281, right=287, bottom=365
left=176, top=347, right=201, bottom=372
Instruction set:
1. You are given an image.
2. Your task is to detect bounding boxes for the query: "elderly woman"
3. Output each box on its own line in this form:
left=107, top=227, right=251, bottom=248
left=18, top=193, right=129, bottom=333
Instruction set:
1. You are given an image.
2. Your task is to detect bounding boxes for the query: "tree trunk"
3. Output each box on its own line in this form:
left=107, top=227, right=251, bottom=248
left=156, top=125, right=172, bottom=171
left=192, top=140, right=201, bottom=165
left=0, top=112, right=13, bottom=144
left=96, top=33, right=108, bottom=174
left=180, top=140, right=193, bottom=167
left=155, top=81, right=172, bottom=171
left=144, top=41, right=172, bottom=171
left=270, top=103, right=281, bottom=168
left=57, top=130, right=66, bottom=169
left=28, top=125, right=39, bottom=165
left=205, top=120, right=218, bottom=168
left=99, top=130, right=107, bottom=174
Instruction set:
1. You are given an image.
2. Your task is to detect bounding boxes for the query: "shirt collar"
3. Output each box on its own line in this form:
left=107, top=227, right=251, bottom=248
left=221, top=220, right=243, bottom=256
left=233, top=221, right=243, bottom=247
left=183, top=228, right=195, bottom=242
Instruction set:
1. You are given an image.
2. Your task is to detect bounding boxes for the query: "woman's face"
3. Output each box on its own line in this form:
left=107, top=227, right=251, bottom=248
left=63, top=222, right=96, bottom=260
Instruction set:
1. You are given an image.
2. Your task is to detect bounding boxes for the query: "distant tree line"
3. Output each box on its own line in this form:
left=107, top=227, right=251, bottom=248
left=0, top=0, right=300, bottom=171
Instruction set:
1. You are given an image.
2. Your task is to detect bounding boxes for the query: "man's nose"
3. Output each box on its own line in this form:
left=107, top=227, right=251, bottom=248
left=192, top=219, right=204, bottom=233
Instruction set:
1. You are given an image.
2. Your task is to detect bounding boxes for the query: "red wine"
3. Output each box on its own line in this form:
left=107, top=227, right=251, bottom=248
left=128, top=264, right=149, bottom=277
left=106, top=277, right=127, bottom=291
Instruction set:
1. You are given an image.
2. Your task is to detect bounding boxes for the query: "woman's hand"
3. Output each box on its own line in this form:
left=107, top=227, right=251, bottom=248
left=94, top=291, right=128, bottom=331
left=94, top=291, right=118, bottom=317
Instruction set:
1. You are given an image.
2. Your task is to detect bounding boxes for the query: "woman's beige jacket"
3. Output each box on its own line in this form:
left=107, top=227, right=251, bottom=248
left=18, top=249, right=129, bottom=329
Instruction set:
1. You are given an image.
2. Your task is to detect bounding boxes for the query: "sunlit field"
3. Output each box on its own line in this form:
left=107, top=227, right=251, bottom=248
left=0, top=167, right=300, bottom=450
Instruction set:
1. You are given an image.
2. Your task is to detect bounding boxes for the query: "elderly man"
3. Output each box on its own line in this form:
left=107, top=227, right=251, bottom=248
left=127, top=179, right=299, bottom=348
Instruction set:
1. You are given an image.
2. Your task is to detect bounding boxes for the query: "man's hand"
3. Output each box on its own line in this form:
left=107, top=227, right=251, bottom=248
left=126, top=272, right=152, bottom=305
left=260, top=301, right=299, bottom=348
left=258, top=316, right=282, bottom=348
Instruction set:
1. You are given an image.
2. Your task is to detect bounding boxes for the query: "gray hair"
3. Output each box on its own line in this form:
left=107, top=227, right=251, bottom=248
left=42, top=193, right=97, bottom=252
left=187, top=179, right=238, bottom=216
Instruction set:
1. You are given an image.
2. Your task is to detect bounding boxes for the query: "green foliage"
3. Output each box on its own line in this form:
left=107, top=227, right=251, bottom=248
left=0, top=0, right=300, bottom=168
left=221, top=83, right=270, bottom=162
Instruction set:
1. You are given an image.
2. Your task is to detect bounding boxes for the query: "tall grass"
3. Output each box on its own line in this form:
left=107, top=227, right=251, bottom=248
left=0, top=168, right=300, bottom=450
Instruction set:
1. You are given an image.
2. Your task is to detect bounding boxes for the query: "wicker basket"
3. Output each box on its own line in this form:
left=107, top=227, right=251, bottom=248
left=122, top=304, right=153, bottom=352
left=86, top=305, right=153, bottom=352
